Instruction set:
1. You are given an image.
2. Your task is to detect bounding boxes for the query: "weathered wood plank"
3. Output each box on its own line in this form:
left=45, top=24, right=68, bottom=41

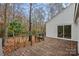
left=10, top=37, right=78, bottom=56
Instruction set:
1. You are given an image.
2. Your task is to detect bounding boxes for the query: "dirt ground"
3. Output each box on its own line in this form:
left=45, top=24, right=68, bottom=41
left=3, top=36, right=39, bottom=55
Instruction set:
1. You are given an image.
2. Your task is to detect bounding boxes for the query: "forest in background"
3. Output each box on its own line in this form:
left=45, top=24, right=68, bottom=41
left=0, top=3, right=70, bottom=37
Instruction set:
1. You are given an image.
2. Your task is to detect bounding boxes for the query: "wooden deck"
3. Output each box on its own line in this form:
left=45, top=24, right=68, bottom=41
left=10, top=37, right=78, bottom=56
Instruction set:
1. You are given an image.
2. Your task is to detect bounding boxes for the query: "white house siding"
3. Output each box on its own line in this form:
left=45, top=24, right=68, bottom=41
left=77, top=23, right=79, bottom=53
left=46, top=4, right=75, bottom=40
left=73, top=17, right=79, bottom=53
left=78, top=22, right=79, bottom=53
left=72, top=22, right=78, bottom=41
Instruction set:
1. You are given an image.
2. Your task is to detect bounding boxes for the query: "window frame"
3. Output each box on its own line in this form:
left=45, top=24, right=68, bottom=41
left=57, top=25, right=71, bottom=39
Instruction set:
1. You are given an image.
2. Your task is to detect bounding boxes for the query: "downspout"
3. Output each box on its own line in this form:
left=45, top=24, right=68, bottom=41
left=74, top=3, right=78, bottom=24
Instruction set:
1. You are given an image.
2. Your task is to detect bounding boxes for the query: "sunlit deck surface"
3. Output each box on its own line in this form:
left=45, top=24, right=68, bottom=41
left=10, top=37, right=77, bottom=56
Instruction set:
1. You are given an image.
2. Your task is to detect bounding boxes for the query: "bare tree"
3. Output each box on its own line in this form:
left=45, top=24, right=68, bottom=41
left=29, top=3, right=32, bottom=45
left=2, top=3, right=8, bottom=46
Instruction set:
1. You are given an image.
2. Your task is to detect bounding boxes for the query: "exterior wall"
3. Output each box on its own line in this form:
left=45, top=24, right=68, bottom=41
left=46, top=4, right=75, bottom=40
left=72, top=17, right=79, bottom=53
left=77, top=22, right=79, bottom=53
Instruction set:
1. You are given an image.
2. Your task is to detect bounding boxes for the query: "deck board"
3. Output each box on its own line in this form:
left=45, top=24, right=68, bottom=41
left=10, top=37, right=78, bottom=56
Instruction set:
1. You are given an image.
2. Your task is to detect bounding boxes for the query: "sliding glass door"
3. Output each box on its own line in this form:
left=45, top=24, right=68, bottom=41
left=57, top=25, right=71, bottom=39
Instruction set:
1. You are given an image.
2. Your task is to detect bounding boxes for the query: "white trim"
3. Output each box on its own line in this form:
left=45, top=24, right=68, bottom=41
left=63, top=25, right=64, bottom=38
left=52, top=37, right=77, bottom=41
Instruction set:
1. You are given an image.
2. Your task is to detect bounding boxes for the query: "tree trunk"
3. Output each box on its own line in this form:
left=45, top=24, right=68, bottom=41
left=29, top=3, right=32, bottom=41
left=2, top=3, right=8, bottom=46
left=29, top=3, right=33, bottom=45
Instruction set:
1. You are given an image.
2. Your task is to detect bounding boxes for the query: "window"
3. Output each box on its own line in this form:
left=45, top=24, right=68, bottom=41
left=57, top=26, right=63, bottom=37
left=57, top=25, right=71, bottom=39
left=64, top=25, right=71, bottom=39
